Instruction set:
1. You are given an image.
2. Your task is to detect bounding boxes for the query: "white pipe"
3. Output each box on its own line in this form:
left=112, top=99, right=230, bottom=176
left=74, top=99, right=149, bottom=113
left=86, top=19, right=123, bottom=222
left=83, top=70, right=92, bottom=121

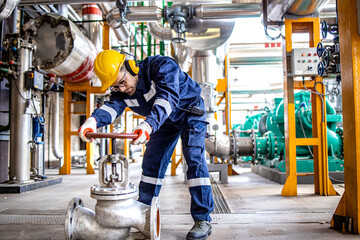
left=51, top=91, right=63, bottom=161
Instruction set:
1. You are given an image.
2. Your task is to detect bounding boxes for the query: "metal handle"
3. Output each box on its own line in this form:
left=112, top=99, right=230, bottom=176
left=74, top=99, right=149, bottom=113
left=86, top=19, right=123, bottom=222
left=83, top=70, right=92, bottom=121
left=85, top=132, right=138, bottom=139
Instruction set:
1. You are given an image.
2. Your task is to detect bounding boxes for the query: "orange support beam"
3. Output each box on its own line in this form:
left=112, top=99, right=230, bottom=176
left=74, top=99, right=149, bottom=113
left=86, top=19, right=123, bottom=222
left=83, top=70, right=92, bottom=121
left=331, top=0, right=360, bottom=233
left=59, top=81, right=105, bottom=175
left=281, top=17, right=336, bottom=196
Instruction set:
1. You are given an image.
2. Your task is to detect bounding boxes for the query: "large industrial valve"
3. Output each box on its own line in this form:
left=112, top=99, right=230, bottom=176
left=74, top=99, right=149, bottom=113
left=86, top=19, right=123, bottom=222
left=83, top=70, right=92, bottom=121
left=65, top=133, right=160, bottom=240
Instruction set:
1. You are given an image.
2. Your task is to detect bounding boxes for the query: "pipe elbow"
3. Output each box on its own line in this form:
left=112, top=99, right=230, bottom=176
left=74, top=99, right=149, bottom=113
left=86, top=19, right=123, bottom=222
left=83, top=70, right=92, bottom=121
left=205, top=134, right=231, bottom=159
left=148, top=21, right=172, bottom=41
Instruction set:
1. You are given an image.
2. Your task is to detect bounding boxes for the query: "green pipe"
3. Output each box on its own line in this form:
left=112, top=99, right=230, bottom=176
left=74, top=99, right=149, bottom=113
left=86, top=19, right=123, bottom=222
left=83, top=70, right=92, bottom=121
left=147, top=26, right=152, bottom=56
left=153, top=38, right=156, bottom=55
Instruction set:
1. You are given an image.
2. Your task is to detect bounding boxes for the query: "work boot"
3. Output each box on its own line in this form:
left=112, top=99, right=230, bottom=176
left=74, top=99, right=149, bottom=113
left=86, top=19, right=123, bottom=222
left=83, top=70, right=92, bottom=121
left=186, top=220, right=212, bottom=240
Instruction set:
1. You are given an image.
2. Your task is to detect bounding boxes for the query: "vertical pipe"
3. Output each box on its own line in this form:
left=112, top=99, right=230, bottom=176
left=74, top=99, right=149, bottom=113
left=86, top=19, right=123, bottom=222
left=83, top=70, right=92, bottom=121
left=51, top=90, right=63, bottom=161
left=160, top=0, right=165, bottom=56
left=9, top=43, right=34, bottom=182
left=147, top=26, right=152, bottom=56
left=141, top=22, right=144, bottom=60
left=153, top=38, right=156, bottom=55
left=134, top=25, right=137, bottom=60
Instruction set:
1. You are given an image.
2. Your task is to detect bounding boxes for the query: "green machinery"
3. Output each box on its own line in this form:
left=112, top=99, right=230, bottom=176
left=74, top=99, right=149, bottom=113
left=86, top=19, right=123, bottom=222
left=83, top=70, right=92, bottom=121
left=231, top=91, right=344, bottom=173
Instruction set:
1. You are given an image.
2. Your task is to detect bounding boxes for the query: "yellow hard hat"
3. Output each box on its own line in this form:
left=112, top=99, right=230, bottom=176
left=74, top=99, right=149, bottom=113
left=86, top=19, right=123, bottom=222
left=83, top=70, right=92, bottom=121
left=94, top=50, right=126, bottom=91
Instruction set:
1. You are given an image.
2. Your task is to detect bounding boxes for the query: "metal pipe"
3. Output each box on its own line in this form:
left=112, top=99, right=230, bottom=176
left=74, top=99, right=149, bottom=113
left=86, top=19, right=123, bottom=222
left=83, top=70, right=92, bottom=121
left=9, top=42, right=35, bottom=183
left=205, top=135, right=231, bottom=159
left=82, top=4, right=102, bottom=51
left=266, top=0, right=330, bottom=22
left=107, top=6, right=162, bottom=28
left=0, top=0, right=20, bottom=20
left=68, top=5, right=81, bottom=21
left=23, top=14, right=97, bottom=83
left=194, top=3, right=261, bottom=19
left=66, top=155, right=160, bottom=240
left=148, top=21, right=172, bottom=41
left=50, top=91, right=63, bottom=161
left=99, top=3, right=130, bottom=42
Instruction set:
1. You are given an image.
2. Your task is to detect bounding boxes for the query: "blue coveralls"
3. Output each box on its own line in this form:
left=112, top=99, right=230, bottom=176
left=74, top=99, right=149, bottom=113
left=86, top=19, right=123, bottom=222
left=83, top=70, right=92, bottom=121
left=91, top=55, right=214, bottom=221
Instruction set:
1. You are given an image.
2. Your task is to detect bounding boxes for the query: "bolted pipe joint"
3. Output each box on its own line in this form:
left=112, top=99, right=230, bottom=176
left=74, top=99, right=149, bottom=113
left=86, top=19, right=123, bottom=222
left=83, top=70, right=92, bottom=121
left=65, top=154, right=160, bottom=240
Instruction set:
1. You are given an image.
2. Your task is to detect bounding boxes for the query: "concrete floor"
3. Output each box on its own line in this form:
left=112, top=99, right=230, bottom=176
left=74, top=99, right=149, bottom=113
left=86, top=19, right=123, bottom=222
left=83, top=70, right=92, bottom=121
left=0, top=161, right=357, bottom=240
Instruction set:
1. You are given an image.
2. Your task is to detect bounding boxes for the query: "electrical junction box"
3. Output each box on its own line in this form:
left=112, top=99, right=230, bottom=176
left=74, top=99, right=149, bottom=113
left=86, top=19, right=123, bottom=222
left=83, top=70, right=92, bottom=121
left=288, top=48, right=319, bottom=77
left=25, top=70, right=44, bottom=90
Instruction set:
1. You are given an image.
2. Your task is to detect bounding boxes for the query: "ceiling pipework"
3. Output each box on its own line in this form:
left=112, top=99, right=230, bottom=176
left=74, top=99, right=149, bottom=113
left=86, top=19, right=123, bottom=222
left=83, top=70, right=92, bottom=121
left=265, top=0, right=331, bottom=22
left=0, top=0, right=20, bottom=20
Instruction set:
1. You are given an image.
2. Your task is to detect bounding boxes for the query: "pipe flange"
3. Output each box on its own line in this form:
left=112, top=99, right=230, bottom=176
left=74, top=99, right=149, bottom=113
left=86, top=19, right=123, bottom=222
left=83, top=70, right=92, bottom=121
left=150, top=197, right=161, bottom=240
left=90, top=183, right=138, bottom=200
left=251, top=128, right=257, bottom=164
left=65, top=198, right=84, bottom=240
left=230, top=129, right=238, bottom=165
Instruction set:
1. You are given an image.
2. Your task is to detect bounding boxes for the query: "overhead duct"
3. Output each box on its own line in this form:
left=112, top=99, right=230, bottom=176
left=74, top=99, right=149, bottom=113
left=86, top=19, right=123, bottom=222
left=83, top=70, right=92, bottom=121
left=0, top=0, right=20, bottom=20
left=266, top=0, right=330, bottom=22
left=23, top=14, right=97, bottom=83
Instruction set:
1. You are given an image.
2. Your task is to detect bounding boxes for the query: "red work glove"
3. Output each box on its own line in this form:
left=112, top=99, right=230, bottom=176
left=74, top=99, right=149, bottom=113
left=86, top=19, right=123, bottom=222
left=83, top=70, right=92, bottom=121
left=78, top=117, right=97, bottom=143
left=132, top=121, right=152, bottom=145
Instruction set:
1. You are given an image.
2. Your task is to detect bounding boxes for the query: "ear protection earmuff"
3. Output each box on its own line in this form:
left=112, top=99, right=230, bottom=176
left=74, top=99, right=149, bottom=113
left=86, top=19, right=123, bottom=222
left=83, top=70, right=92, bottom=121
left=124, top=59, right=139, bottom=76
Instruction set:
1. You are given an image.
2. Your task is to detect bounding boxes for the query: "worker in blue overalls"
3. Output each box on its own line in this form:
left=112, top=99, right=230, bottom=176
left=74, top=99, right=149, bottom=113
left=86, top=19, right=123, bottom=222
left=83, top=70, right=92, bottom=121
left=78, top=50, right=214, bottom=240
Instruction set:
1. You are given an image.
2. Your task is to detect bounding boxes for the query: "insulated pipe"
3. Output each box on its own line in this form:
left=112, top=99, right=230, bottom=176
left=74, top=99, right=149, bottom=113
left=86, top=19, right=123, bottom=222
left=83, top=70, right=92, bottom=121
left=148, top=21, right=172, bottom=41
left=0, top=0, right=20, bottom=20
left=99, top=3, right=130, bottom=42
left=82, top=4, right=102, bottom=51
left=266, top=0, right=330, bottom=22
left=9, top=43, right=35, bottom=183
left=106, top=6, right=162, bottom=29
left=23, top=14, right=97, bottom=83
left=194, top=3, right=261, bottom=19
left=51, top=91, right=62, bottom=161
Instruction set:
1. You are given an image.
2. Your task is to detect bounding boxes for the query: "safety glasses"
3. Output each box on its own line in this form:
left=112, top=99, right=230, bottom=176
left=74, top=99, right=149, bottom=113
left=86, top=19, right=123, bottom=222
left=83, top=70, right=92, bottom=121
left=110, top=70, right=127, bottom=92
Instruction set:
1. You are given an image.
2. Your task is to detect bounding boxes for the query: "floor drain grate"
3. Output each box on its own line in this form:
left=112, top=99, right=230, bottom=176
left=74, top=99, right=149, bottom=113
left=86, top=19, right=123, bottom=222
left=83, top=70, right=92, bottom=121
left=0, top=214, right=65, bottom=225
left=210, top=176, right=231, bottom=214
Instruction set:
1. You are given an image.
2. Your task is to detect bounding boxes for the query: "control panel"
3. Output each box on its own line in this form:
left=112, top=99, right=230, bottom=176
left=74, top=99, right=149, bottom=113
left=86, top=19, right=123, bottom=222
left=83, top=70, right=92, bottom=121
left=288, top=48, right=319, bottom=77
left=25, top=70, right=44, bottom=90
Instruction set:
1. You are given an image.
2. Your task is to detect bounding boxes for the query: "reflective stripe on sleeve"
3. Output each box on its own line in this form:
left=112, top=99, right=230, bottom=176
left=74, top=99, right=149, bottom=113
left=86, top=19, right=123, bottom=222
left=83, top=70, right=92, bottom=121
left=187, top=177, right=211, bottom=187
left=99, top=105, right=117, bottom=123
left=144, top=81, right=156, bottom=102
left=124, top=99, right=140, bottom=107
left=141, top=175, right=163, bottom=185
left=154, top=99, right=172, bottom=117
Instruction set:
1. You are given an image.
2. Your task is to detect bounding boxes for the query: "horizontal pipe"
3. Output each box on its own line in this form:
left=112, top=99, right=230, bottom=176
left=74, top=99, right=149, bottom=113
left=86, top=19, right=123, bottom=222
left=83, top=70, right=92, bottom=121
left=106, top=6, right=162, bottom=28
left=195, top=3, right=261, bottom=19
left=85, top=132, right=138, bottom=139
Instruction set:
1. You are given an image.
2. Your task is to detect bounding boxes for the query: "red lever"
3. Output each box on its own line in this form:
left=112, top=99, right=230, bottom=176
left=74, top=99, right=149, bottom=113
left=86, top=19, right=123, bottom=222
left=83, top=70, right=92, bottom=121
left=85, top=132, right=138, bottom=139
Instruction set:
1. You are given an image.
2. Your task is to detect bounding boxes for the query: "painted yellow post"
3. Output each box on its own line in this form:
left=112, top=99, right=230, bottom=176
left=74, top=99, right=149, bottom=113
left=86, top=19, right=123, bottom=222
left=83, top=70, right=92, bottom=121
left=281, top=17, right=336, bottom=196
left=86, top=90, right=95, bottom=174
left=102, top=22, right=110, bottom=50
left=331, top=0, right=360, bottom=233
left=281, top=19, right=297, bottom=196
left=60, top=82, right=72, bottom=174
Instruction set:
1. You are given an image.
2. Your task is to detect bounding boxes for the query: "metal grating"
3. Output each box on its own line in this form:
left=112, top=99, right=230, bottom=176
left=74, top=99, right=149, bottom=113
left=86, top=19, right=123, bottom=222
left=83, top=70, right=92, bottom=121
left=0, top=214, right=65, bottom=225
left=210, top=176, right=231, bottom=214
